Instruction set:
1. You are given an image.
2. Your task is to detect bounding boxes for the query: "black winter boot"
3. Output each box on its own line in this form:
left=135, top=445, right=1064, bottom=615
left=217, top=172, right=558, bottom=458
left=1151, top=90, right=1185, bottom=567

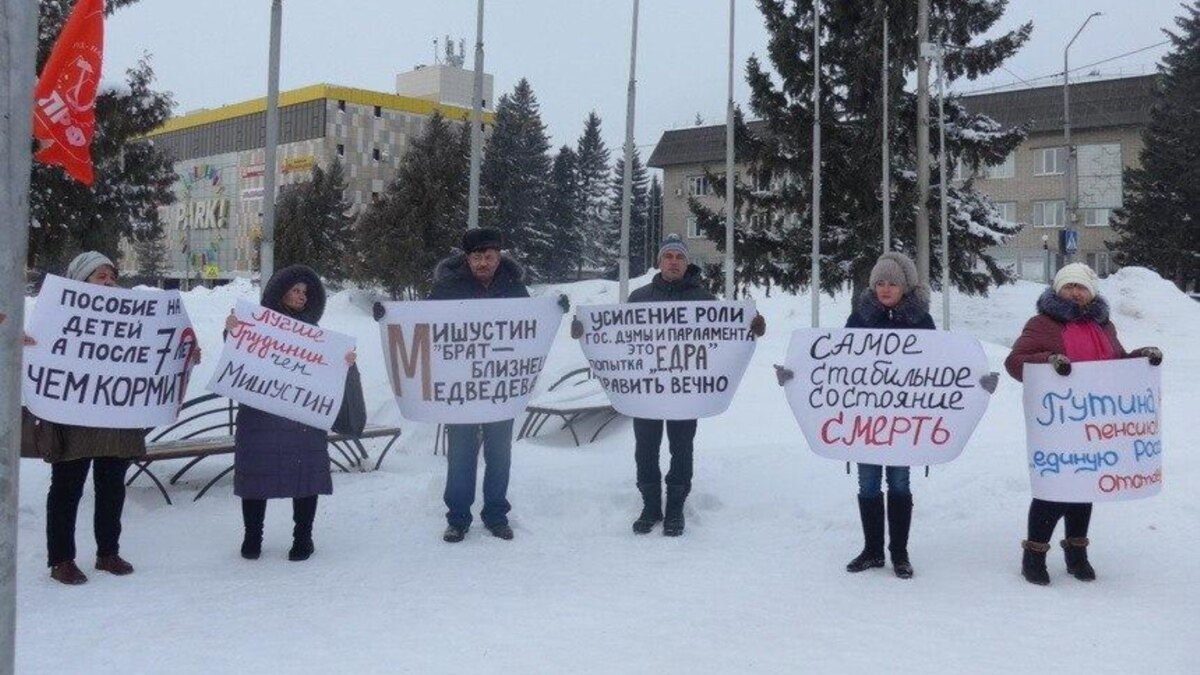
left=289, top=496, right=317, bottom=561
left=887, top=493, right=914, bottom=579
left=632, top=483, right=663, bottom=534
left=846, top=496, right=886, bottom=573
left=1022, top=540, right=1051, bottom=585
left=1061, top=537, right=1096, bottom=581
left=240, top=499, right=266, bottom=560
left=662, top=485, right=689, bottom=537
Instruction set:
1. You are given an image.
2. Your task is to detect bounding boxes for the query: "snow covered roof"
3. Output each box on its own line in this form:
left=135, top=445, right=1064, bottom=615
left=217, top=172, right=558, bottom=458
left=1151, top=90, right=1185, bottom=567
left=647, top=120, right=767, bottom=168
left=960, top=75, right=1156, bottom=135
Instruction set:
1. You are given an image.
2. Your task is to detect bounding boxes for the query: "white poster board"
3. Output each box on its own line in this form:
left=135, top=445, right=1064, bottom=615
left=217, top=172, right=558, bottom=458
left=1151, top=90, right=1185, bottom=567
left=1023, top=359, right=1162, bottom=502
left=207, top=299, right=355, bottom=430
left=782, top=328, right=992, bottom=465
left=22, top=275, right=198, bottom=428
left=576, top=301, right=758, bottom=419
left=379, top=297, right=561, bottom=424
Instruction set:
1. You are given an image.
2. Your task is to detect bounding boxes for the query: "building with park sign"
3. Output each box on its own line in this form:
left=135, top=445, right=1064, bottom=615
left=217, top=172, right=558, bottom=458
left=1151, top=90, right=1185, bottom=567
left=125, top=61, right=494, bottom=287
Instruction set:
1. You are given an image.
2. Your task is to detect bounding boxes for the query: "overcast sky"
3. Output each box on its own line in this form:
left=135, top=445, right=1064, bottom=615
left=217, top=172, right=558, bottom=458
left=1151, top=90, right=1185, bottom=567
left=104, top=0, right=1185, bottom=157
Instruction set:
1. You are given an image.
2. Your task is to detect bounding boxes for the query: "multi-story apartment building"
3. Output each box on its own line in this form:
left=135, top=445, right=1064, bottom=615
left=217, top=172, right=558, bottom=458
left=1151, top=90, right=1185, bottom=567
left=129, top=64, right=493, bottom=285
left=647, top=75, right=1155, bottom=281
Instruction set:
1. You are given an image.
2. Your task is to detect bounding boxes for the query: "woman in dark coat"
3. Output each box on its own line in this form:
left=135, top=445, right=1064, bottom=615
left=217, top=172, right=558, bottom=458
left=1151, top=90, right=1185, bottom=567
left=227, top=265, right=354, bottom=561
left=1004, top=262, right=1161, bottom=586
left=842, top=252, right=934, bottom=579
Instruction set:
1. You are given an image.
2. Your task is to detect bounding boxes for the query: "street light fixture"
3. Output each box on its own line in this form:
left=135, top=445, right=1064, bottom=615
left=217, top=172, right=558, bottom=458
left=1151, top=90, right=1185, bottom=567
left=1063, top=11, right=1102, bottom=264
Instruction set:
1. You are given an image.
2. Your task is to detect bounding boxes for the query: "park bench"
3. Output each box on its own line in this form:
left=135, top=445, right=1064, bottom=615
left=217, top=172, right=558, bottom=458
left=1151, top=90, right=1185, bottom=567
left=126, top=393, right=402, bottom=504
left=516, top=367, right=621, bottom=446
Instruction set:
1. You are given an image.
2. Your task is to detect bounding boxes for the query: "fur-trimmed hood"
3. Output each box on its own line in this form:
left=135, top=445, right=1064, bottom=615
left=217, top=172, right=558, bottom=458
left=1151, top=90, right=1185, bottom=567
left=1036, top=287, right=1110, bottom=324
left=261, top=264, right=326, bottom=325
left=428, top=252, right=530, bottom=300
left=852, top=286, right=932, bottom=328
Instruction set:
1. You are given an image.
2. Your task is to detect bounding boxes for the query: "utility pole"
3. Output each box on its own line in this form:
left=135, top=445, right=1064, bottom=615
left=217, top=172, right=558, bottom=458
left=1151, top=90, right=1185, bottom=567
left=467, top=0, right=485, bottom=230
left=935, top=43, right=950, bottom=330
left=1, top=2, right=36, bottom=672
left=1063, top=12, right=1102, bottom=263
left=724, top=0, right=736, bottom=299
left=915, top=0, right=931, bottom=285
left=881, top=6, right=891, bottom=252
left=811, top=0, right=821, bottom=328
left=618, top=0, right=640, bottom=302
left=259, top=0, right=282, bottom=284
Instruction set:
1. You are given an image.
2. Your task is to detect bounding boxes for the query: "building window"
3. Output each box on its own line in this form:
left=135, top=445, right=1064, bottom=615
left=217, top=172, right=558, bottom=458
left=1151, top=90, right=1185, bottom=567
left=686, top=175, right=711, bottom=197
left=750, top=168, right=773, bottom=194
left=373, top=105, right=382, bottom=118
left=1032, top=200, right=1066, bottom=227
left=981, top=153, right=1015, bottom=179
left=993, top=201, right=1017, bottom=226
left=336, top=143, right=344, bottom=158
left=372, top=147, right=381, bottom=162
left=1035, top=147, right=1066, bottom=176
left=337, top=99, right=346, bottom=112
left=1087, top=251, right=1113, bottom=277
left=686, top=217, right=703, bottom=239
left=953, top=162, right=964, bottom=182
left=1083, top=207, right=1112, bottom=227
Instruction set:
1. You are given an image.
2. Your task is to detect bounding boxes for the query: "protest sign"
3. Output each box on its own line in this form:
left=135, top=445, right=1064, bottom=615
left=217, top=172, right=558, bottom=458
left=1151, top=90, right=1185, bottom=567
left=782, top=328, right=992, bottom=465
left=207, top=299, right=355, bottom=430
left=575, top=301, right=758, bottom=419
left=379, top=297, right=561, bottom=424
left=1023, top=359, right=1162, bottom=502
left=23, top=275, right=198, bottom=428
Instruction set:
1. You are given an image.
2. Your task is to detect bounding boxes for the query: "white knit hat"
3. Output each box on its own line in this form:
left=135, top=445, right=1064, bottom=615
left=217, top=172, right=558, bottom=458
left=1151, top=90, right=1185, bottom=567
left=1053, top=262, right=1098, bottom=297
left=66, top=251, right=116, bottom=282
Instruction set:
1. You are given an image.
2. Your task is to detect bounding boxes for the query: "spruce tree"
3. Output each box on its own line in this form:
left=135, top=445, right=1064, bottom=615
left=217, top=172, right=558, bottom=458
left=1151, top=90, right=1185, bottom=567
left=691, top=1, right=1030, bottom=296
left=1109, top=1, right=1199, bottom=290
left=480, top=78, right=553, bottom=280
left=354, top=112, right=468, bottom=299
left=575, top=112, right=613, bottom=277
left=647, top=175, right=664, bottom=271
left=275, top=159, right=351, bottom=281
left=604, top=149, right=651, bottom=278
left=543, top=146, right=584, bottom=282
left=132, top=227, right=168, bottom=283
left=30, top=1, right=176, bottom=275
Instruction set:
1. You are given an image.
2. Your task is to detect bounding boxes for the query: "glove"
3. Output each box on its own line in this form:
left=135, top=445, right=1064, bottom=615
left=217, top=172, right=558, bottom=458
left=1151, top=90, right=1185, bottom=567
left=978, top=372, right=999, bottom=394
left=750, top=313, right=766, bottom=337
left=1048, top=353, right=1072, bottom=376
left=570, top=319, right=583, bottom=340
left=558, top=294, right=571, bottom=313
left=774, top=365, right=794, bottom=386
left=1130, top=346, right=1163, bottom=366
left=372, top=302, right=385, bottom=321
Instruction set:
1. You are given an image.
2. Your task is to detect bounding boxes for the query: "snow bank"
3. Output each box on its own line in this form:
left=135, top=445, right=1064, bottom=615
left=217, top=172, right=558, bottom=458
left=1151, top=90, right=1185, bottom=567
left=15, top=269, right=1199, bottom=674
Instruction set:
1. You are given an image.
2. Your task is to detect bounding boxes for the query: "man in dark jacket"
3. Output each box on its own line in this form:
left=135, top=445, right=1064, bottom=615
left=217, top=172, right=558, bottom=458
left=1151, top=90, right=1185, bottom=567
left=429, top=228, right=529, bottom=543
left=624, top=234, right=764, bottom=536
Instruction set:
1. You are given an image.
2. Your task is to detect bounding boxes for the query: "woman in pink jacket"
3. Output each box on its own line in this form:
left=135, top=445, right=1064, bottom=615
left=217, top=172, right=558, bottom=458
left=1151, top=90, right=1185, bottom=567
left=1004, top=263, right=1161, bottom=586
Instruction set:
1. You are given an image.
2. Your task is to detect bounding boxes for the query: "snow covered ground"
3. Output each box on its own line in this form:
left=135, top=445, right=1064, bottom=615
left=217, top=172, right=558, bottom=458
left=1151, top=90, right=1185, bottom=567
left=14, top=268, right=1199, bottom=674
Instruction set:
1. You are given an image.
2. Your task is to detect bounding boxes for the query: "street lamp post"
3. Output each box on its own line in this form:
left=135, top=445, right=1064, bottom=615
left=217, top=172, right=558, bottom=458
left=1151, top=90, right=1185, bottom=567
left=1063, top=12, right=1102, bottom=264
left=467, top=0, right=485, bottom=231
left=1043, top=234, right=1051, bottom=282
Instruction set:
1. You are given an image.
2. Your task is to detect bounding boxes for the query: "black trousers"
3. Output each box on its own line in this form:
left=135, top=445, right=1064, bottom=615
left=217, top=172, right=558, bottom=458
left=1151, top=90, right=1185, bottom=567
left=241, top=495, right=318, bottom=535
left=1027, top=498, right=1093, bottom=543
left=633, top=418, right=698, bottom=488
left=46, top=457, right=131, bottom=567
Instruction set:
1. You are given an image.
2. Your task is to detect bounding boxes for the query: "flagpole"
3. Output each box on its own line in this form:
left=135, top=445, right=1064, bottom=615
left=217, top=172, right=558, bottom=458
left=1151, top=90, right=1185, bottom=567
left=723, top=0, right=735, bottom=299
left=0, top=1, right=37, bottom=671
left=259, top=0, right=282, bottom=285
left=618, top=0, right=639, bottom=303
left=467, top=0, right=485, bottom=230
left=811, top=0, right=821, bottom=328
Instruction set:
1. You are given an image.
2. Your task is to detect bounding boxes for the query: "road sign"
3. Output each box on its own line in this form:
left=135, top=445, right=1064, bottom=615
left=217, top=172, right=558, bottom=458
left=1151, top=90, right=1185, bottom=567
left=1060, top=229, right=1079, bottom=256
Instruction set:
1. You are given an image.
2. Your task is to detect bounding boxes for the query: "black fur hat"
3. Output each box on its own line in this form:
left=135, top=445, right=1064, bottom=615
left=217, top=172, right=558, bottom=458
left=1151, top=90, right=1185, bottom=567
left=462, top=227, right=503, bottom=253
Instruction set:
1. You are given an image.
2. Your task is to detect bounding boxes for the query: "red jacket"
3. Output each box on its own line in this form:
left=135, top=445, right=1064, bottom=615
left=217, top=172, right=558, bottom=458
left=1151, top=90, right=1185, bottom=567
left=1004, top=290, right=1128, bottom=382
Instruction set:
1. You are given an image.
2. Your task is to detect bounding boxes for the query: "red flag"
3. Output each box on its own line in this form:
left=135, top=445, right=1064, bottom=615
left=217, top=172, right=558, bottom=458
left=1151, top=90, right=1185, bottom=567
left=33, top=0, right=105, bottom=186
